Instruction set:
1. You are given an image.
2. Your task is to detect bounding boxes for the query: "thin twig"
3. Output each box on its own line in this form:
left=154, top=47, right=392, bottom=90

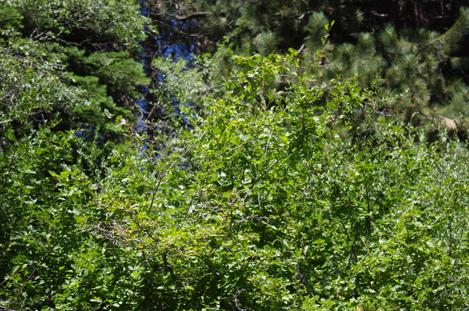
left=147, top=134, right=204, bottom=212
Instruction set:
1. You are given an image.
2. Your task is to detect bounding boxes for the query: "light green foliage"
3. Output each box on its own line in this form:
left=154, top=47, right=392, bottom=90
left=0, top=0, right=149, bottom=141
left=0, top=40, right=133, bottom=138
left=0, top=128, right=143, bottom=309
left=87, top=52, right=467, bottom=309
left=4, top=0, right=146, bottom=49
left=0, top=2, right=148, bottom=309
left=1, top=1, right=468, bottom=310
left=153, top=57, right=210, bottom=103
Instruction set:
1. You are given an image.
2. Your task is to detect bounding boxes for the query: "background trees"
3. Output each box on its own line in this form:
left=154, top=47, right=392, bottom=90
left=153, top=0, right=469, bottom=137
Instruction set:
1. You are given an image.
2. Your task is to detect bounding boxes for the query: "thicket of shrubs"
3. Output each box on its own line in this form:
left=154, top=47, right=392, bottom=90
left=0, top=1, right=467, bottom=310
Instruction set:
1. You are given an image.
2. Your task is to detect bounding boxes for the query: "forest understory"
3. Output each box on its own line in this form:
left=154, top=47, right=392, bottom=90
left=0, top=1, right=468, bottom=310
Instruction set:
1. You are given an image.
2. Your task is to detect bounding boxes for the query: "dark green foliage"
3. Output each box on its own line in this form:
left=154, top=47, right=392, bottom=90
left=1, top=1, right=468, bottom=310
left=0, top=4, right=22, bottom=33
left=0, top=2, right=148, bottom=308
left=5, top=0, right=146, bottom=50
left=83, top=51, right=150, bottom=99
left=152, top=1, right=469, bottom=135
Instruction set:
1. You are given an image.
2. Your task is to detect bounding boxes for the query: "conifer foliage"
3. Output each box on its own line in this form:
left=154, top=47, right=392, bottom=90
left=155, top=0, right=469, bottom=135
left=0, top=1, right=468, bottom=310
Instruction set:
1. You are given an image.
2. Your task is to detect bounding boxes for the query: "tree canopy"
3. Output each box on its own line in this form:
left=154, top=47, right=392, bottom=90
left=0, top=1, right=468, bottom=310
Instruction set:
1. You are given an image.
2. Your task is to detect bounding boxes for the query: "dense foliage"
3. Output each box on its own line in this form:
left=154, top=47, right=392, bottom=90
left=1, top=0, right=468, bottom=310
left=154, top=0, right=469, bottom=135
